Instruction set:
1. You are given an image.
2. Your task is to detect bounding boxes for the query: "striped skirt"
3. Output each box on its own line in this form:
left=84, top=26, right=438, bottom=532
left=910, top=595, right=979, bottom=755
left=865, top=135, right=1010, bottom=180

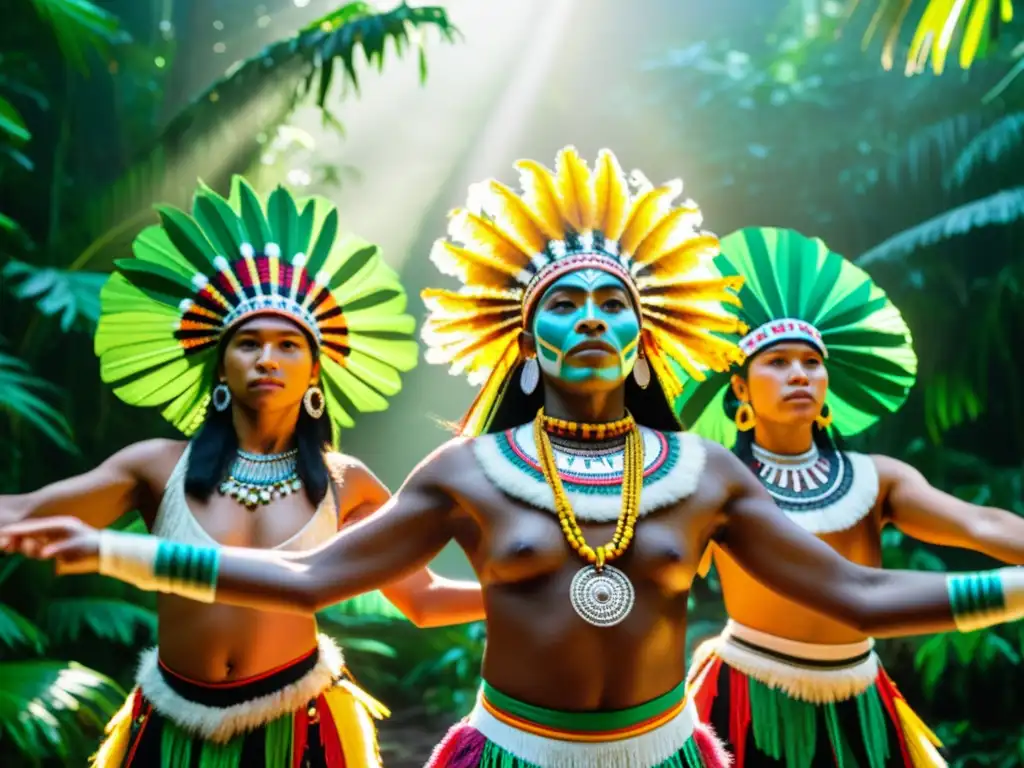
left=90, top=634, right=388, bottom=768
left=426, top=680, right=730, bottom=768
left=688, top=621, right=945, bottom=768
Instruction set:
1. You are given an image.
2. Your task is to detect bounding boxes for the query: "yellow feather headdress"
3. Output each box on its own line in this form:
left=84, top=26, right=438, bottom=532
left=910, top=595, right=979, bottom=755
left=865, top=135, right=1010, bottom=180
left=422, top=146, right=747, bottom=435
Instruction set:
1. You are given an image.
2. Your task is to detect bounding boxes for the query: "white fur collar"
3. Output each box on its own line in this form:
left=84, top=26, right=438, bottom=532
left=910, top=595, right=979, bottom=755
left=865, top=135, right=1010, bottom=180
left=755, top=451, right=879, bottom=535
left=472, top=425, right=705, bottom=522
left=136, top=633, right=343, bottom=743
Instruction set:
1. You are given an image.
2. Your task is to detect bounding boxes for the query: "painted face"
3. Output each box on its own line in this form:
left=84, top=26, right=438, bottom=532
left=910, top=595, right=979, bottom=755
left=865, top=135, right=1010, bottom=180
left=220, top=315, right=319, bottom=412
left=531, top=269, right=640, bottom=387
left=734, top=341, right=828, bottom=426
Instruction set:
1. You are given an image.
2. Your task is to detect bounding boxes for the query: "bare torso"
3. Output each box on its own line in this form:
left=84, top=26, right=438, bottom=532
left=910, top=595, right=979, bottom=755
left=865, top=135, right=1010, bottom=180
left=441, top=436, right=728, bottom=710
left=716, top=455, right=885, bottom=645
left=140, top=442, right=330, bottom=682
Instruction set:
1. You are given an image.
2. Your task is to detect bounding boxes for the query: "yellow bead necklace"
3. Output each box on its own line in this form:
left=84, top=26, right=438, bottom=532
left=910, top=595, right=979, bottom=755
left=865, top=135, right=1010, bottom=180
left=533, top=408, right=643, bottom=570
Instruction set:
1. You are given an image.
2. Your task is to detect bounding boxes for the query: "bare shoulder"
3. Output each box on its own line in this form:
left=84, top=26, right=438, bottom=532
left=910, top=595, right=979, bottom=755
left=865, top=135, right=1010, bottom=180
left=115, top=438, right=188, bottom=484
left=695, top=437, right=746, bottom=486
left=411, top=436, right=476, bottom=485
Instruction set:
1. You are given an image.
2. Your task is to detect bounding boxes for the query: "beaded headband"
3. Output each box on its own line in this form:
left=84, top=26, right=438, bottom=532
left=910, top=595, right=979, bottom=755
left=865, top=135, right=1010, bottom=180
left=739, top=318, right=827, bottom=358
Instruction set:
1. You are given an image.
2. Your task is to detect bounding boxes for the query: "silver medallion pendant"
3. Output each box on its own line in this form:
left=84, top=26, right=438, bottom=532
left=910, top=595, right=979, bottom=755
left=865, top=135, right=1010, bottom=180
left=569, top=564, right=635, bottom=627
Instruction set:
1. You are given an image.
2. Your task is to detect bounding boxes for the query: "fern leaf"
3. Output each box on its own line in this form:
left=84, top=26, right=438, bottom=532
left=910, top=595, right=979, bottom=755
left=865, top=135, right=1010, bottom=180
left=0, top=350, right=76, bottom=454
left=857, top=187, right=1024, bottom=266
left=43, top=598, right=157, bottom=646
left=946, top=112, right=1024, bottom=187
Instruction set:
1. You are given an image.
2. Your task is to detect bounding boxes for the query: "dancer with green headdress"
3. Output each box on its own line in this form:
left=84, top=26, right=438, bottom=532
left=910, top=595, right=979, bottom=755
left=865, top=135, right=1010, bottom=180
left=0, top=177, right=484, bottom=767
left=7, top=153, right=1024, bottom=768
left=679, top=226, right=1024, bottom=768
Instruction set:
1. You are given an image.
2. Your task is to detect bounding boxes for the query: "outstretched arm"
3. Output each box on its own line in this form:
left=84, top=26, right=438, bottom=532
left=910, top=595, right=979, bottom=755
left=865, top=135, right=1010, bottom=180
left=0, top=439, right=175, bottom=529
left=334, top=456, right=484, bottom=628
left=0, top=442, right=466, bottom=617
left=875, top=454, right=1024, bottom=565
left=709, top=444, right=1024, bottom=637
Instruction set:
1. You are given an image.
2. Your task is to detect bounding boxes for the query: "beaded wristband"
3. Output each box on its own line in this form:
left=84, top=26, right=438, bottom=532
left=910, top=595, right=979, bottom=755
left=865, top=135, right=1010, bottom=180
left=98, top=531, right=220, bottom=603
left=947, top=568, right=1024, bottom=633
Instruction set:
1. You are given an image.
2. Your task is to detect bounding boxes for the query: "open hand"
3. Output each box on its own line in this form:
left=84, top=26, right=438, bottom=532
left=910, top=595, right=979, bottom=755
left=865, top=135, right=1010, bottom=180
left=0, top=517, right=100, bottom=575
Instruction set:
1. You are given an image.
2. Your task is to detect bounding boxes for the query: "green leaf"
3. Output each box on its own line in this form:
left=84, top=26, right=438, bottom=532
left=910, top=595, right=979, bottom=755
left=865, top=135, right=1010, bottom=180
left=43, top=598, right=156, bottom=646
left=0, top=660, right=124, bottom=762
left=0, top=604, right=47, bottom=654
left=2, top=260, right=106, bottom=332
left=0, top=95, right=30, bottom=143
left=340, top=637, right=398, bottom=658
left=0, top=350, right=76, bottom=454
left=946, top=112, right=1024, bottom=188
left=857, top=187, right=1024, bottom=267
left=28, top=0, right=130, bottom=75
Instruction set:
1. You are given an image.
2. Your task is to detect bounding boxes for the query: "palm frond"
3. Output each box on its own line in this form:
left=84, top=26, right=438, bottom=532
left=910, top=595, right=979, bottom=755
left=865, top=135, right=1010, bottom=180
left=853, top=0, right=1014, bottom=75
left=70, top=1, right=459, bottom=273
left=2, top=260, right=106, bottom=331
left=43, top=598, right=156, bottom=646
left=0, top=604, right=47, bottom=654
left=28, top=0, right=130, bottom=74
left=0, top=350, right=76, bottom=454
left=0, top=660, right=124, bottom=762
left=946, top=112, right=1024, bottom=187
left=857, top=186, right=1024, bottom=266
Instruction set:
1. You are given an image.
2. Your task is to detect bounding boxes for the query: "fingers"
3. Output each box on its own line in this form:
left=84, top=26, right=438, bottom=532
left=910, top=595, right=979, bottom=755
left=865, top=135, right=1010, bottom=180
left=0, top=517, right=78, bottom=538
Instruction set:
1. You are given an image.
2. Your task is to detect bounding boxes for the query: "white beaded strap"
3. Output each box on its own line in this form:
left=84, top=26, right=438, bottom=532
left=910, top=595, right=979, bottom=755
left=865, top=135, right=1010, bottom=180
left=946, top=567, right=1024, bottom=633
left=98, top=531, right=221, bottom=603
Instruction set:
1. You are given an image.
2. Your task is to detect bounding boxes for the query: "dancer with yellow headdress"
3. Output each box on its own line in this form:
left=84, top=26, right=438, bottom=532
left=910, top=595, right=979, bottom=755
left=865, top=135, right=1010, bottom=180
left=6, top=150, right=1024, bottom=768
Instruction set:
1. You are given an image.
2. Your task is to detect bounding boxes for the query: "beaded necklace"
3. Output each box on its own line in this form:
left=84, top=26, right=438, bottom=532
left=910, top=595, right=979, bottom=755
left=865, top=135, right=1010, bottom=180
left=539, top=412, right=635, bottom=442
left=219, top=448, right=302, bottom=510
left=533, top=408, right=642, bottom=627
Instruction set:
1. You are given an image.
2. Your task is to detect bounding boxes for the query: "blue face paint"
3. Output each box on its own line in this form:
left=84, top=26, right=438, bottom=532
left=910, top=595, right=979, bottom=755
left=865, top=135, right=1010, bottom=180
left=531, top=269, right=640, bottom=385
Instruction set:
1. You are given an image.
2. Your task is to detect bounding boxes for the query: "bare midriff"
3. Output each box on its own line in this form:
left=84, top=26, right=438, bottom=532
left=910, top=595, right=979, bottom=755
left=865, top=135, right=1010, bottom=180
left=717, top=513, right=884, bottom=646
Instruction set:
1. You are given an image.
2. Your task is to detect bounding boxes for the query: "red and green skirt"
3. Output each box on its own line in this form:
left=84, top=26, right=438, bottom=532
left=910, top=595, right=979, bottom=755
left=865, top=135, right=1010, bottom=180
left=426, top=680, right=731, bottom=768
left=688, top=622, right=945, bottom=768
left=90, top=634, right=388, bottom=768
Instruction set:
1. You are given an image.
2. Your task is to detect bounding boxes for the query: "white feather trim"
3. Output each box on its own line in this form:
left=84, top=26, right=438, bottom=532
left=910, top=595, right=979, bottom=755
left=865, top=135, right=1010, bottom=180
left=689, top=621, right=878, bottom=705
left=472, top=427, right=705, bottom=522
left=467, top=691, right=700, bottom=768
left=136, top=633, right=344, bottom=743
left=777, top=453, right=879, bottom=535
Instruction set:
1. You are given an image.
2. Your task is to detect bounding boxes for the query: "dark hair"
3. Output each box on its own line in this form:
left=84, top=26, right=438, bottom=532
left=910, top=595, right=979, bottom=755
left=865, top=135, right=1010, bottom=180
left=464, top=359, right=683, bottom=435
left=183, top=323, right=332, bottom=506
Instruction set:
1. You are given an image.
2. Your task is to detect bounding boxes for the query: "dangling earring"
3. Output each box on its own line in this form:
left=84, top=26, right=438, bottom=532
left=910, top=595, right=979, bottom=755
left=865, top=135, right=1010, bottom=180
left=633, top=353, right=651, bottom=390
left=303, top=384, right=325, bottom=419
left=212, top=382, right=232, bottom=412
left=520, top=357, right=540, bottom=395
left=735, top=402, right=755, bottom=431
left=815, top=403, right=833, bottom=430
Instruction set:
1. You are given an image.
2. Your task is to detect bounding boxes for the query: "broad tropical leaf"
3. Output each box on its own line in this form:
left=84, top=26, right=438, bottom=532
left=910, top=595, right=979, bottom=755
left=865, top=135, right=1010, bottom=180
left=0, top=660, right=123, bottom=761
left=69, top=1, right=459, bottom=273
left=946, top=112, right=1024, bottom=186
left=857, top=186, right=1024, bottom=266
left=28, top=0, right=130, bottom=74
left=0, top=350, right=76, bottom=453
left=2, top=260, right=106, bottom=331
left=43, top=598, right=157, bottom=646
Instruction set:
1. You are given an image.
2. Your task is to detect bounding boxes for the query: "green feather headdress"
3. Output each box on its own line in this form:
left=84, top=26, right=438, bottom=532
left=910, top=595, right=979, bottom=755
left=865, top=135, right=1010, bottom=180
left=94, top=176, right=418, bottom=440
left=675, top=227, right=917, bottom=446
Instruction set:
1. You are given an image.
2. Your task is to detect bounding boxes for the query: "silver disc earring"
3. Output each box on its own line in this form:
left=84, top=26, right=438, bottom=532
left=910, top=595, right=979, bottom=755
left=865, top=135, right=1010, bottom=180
left=519, top=357, right=540, bottom=395
left=303, top=385, right=325, bottom=419
left=212, top=383, right=232, bottom=411
left=633, top=357, right=651, bottom=389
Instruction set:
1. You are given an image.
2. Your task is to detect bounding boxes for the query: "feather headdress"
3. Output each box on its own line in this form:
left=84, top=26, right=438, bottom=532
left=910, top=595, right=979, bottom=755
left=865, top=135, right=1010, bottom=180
left=676, top=226, right=918, bottom=445
left=94, top=176, right=418, bottom=441
left=421, top=146, right=747, bottom=435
